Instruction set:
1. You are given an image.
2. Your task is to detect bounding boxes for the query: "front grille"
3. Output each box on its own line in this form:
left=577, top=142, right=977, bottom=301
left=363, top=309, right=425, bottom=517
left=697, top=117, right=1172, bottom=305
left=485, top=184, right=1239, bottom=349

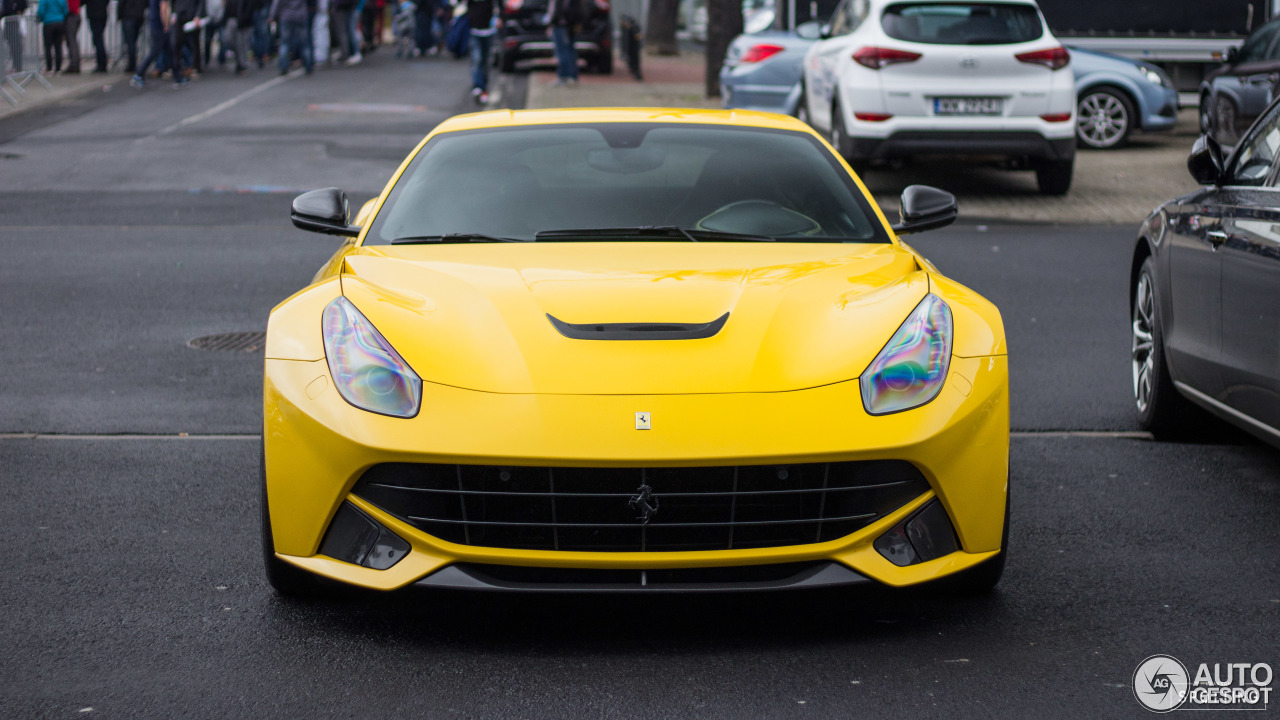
left=353, top=460, right=930, bottom=552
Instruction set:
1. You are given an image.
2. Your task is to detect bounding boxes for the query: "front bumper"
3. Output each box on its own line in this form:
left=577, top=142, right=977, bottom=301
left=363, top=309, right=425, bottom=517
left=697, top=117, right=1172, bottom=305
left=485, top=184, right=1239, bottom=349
left=263, top=352, right=1009, bottom=592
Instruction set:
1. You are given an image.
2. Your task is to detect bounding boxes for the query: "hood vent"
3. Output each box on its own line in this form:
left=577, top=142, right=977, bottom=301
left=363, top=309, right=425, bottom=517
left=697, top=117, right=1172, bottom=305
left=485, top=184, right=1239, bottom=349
left=547, top=312, right=729, bottom=341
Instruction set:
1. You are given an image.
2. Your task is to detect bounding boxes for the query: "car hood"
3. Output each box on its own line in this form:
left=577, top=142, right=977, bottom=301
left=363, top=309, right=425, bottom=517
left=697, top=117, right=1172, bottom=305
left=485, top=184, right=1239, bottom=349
left=339, top=242, right=928, bottom=395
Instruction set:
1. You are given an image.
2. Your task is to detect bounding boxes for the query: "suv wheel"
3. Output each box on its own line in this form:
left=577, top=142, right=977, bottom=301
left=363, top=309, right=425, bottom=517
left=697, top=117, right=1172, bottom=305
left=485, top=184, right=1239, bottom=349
left=1034, top=156, right=1073, bottom=195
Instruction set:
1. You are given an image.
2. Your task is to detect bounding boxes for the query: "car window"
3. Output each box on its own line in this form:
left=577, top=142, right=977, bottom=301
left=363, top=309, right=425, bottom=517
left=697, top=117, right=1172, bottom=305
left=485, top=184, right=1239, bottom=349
left=1237, top=20, right=1280, bottom=63
left=365, top=124, right=889, bottom=244
left=881, top=2, right=1043, bottom=45
left=827, top=0, right=868, bottom=37
left=1228, top=103, right=1280, bottom=186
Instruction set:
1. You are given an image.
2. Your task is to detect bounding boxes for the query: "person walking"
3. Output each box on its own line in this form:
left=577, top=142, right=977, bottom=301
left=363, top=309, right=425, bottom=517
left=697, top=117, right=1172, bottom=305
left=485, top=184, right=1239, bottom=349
left=131, top=0, right=171, bottom=84
left=465, top=0, right=495, bottom=103
left=221, top=0, right=248, bottom=71
left=37, top=0, right=67, bottom=72
left=1, top=0, right=29, bottom=72
left=63, top=0, right=81, bottom=72
left=270, top=0, right=311, bottom=74
left=85, top=0, right=108, bottom=72
left=171, top=0, right=199, bottom=83
left=545, top=0, right=578, bottom=86
left=329, top=0, right=353, bottom=62
left=117, top=0, right=147, bottom=73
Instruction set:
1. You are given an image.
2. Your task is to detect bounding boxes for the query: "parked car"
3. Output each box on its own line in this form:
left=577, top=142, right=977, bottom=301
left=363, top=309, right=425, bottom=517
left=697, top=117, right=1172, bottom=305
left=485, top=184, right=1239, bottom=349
left=1130, top=97, right=1280, bottom=447
left=498, top=0, right=613, bottom=74
left=267, top=108, right=1011, bottom=597
left=1071, top=47, right=1178, bottom=149
left=725, top=32, right=1177, bottom=151
left=1199, top=16, right=1280, bottom=146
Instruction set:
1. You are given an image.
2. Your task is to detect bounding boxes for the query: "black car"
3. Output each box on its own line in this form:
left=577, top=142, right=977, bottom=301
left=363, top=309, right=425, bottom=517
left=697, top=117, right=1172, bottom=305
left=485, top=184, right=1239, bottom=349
left=498, top=0, right=613, bottom=74
left=1131, top=96, right=1280, bottom=447
left=1200, top=17, right=1280, bottom=146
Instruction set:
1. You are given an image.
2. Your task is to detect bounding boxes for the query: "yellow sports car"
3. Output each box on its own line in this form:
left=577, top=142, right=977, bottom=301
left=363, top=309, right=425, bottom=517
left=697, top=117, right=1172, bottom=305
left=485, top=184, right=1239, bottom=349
left=263, top=108, right=1008, bottom=596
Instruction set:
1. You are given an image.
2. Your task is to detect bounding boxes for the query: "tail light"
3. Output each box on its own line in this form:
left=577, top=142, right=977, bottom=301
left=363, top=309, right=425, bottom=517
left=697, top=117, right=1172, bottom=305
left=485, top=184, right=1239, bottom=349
left=855, top=113, right=893, bottom=122
left=853, top=47, right=922, bottom=70
left=740, top=44, right=785, bottom=64
left=594, top=0, right=609, bottom=9
left=1040, top=113, right=1071, bottom=122
left=504, top=0, right=522, bottom=11
left=1015, top=47, right=1069, bottom=70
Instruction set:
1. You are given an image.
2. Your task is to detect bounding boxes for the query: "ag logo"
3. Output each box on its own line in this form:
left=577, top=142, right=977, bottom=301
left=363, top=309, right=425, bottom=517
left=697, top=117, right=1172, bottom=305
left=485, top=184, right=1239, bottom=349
left=1134, top=655, right=1189, bottom=712
left=635, top=411, right=651, bottom=430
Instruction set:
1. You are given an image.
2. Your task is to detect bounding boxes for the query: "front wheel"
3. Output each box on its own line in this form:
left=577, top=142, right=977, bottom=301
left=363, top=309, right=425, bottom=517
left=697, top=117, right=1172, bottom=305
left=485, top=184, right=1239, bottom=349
left=1034, top=157, right=1073, bottom=195
left=261, top=449, right=321, bottom=598
left=1132, top=257, right=1192, bottom=435
left=1213, top=95, right=1240, bottom=145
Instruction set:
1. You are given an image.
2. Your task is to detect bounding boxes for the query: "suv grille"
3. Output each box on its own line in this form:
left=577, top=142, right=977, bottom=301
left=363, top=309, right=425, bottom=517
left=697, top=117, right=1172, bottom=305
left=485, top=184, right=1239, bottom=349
left=353, top=460, right=929, bottom=552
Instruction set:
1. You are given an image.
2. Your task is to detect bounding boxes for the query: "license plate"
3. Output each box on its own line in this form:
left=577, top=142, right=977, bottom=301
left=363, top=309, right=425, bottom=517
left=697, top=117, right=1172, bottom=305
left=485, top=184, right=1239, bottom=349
left=933, top=97, right=1003, bottom=115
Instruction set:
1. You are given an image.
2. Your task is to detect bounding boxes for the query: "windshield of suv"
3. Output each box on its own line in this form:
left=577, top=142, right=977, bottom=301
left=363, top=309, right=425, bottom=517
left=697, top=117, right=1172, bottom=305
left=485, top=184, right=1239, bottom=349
left=364, top=123, right=888, bottom=244
left=882, top=3, right=1043, bottom=45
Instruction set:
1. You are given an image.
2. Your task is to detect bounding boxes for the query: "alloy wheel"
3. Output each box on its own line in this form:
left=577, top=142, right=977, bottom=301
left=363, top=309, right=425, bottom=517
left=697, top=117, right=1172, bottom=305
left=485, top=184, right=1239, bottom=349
left=1077, top=92, right=1129, bottom=148
left=1131, top=273, right=1155, bottom=412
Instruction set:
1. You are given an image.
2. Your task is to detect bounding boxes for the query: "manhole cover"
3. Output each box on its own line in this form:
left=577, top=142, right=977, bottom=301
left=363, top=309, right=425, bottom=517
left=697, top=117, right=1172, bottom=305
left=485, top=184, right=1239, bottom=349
left=187, top=332, right=267, bottom=353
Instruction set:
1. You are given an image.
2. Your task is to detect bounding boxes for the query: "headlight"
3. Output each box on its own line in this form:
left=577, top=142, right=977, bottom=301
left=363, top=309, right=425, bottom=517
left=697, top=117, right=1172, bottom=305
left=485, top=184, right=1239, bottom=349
left=860, top=293, right=953, bottom=415
left=1141, top=66, right=1170, bottom=88
left=322, top=296, right=422, bottom=418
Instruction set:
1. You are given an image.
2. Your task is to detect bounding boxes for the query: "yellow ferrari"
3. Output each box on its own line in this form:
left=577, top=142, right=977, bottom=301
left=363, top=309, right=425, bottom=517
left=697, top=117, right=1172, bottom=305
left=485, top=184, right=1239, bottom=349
left=263, top=108, right=1008, bottom=596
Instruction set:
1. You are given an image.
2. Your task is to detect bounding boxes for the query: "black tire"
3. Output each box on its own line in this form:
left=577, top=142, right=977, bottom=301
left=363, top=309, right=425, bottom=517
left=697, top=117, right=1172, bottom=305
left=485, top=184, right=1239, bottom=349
left=1199, top=92, right=1213, bottom=134
left=830, top=104, right=868, bottom=174
left=261, top=448, right=321, bottom=598
left=1131, top=256, right=1193, bottom=436
left=594, top=48, right=613, bottom=74
left=944, top=483, right=1009, bottom=596
left=1034, top=156, right=1073, bottom=195
left=1213, top=95, right=1240, bottom=145
left=499, top=43, right=517, bottom=73
left=794, top=84, right=810, bottom=125
left=1076, top=86, right=1135, bottom=150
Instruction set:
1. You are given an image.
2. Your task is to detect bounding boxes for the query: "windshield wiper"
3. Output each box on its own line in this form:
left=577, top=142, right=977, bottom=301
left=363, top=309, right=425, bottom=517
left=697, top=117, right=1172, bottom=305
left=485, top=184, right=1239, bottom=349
left=391, top=233, right=527, bottom=244
left=534, top=226, right=776, bottom=242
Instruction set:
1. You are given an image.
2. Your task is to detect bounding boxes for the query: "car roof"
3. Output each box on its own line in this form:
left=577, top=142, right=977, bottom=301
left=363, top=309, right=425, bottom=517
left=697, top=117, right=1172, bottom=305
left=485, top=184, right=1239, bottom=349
left=432, top=108, right=814, bottom=135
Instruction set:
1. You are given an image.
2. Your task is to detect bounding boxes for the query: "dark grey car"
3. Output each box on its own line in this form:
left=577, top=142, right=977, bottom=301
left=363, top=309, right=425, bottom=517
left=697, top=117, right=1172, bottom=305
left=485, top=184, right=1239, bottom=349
left=1131, top=95, right=1280, bottom=447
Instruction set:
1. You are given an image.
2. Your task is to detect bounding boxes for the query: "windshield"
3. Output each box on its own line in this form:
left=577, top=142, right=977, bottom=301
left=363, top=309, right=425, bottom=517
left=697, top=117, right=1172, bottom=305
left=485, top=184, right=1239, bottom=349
left=882, top=3, right=1043, bottom=45
left=364, top=123, right=889, bottom=244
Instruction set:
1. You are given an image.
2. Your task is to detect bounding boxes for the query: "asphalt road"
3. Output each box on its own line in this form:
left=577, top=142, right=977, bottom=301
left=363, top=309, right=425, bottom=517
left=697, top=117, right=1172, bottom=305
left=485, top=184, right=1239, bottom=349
left=0, top=53, right=1276, bottom=719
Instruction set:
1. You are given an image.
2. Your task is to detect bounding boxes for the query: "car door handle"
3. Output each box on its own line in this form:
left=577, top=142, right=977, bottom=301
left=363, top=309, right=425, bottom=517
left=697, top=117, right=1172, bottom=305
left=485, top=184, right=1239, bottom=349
left=1206, top=230, right=1228, bottom=248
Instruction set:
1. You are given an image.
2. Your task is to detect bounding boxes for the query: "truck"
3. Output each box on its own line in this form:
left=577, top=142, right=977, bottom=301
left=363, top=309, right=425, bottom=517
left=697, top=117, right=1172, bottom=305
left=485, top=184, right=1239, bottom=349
left=1035, top=0, right=1273, bottom=94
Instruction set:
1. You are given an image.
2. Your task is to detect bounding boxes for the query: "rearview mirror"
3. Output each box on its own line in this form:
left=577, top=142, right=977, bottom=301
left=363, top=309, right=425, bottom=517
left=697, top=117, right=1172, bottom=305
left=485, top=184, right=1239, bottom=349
left=291, top=187, right=360, bottom=237
left=1187, top=134, right=1225, bottom=186
left=1226, top=46, right=1239, bottom=65
left=795, top=21, right=822, bottom=40
left=890, top=185, right=957, bottom=235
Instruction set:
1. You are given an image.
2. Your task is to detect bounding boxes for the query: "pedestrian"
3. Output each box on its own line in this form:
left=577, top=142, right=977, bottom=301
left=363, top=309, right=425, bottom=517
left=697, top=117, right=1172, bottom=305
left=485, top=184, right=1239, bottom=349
left=251, top=0, right=269, bottom=66
left=85, top=0, right=107, bottom=71
left=37, top=0, right=67, bottom=71
left=63, top=0, right=81, bottom=73
left=132, top=0, right=171, bottom=85
left=465, top=0, right=495, bottom=103
left=269, top=0, right=311, bottom=74
left=544, top=0, right=578, bottom=86
left=1, top=0, right=29, bottom=72
left=203, top=0, right=223, bottom=69
left=221, top=0, right=248, bottom=71
left=346, top=0, right=361, bottom=61
left=117, top=0, right=147, bottom=73
left=391, top=0, right=413, bottom=57
left=171, top=0, right=199, bottom=83
left=310, top=0, right=327, bottom=65
left=329, top=0, right=353, bottom=62
left=357, top=0, right=375, bottom=53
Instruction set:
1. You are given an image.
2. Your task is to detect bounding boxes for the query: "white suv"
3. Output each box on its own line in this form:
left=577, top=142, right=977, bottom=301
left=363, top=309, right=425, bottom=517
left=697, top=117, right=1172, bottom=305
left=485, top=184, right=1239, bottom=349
left=799, top=0, right=1076, bottom=194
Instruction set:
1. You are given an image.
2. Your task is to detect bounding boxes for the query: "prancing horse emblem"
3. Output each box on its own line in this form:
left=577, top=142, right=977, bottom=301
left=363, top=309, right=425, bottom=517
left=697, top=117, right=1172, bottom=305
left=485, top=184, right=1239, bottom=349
left=628, top=483, right=659, bottom=524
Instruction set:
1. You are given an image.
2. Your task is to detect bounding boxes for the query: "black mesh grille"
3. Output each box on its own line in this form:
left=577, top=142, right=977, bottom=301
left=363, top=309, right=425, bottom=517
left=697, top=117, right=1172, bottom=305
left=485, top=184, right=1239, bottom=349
left=353, top=460, right=930, bottom=552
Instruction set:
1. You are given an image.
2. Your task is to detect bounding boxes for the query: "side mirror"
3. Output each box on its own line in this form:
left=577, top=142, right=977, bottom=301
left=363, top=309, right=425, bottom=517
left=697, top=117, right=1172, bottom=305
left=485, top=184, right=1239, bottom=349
left=291, top=187, right=360, bottom=237
left=890, top=185, right=958, bottom=235
left=795, top=20, right=822, bottom=40
left=1187, top=134, right=1225, bottom=186
left=1226, top=46, right=1239, bottom=65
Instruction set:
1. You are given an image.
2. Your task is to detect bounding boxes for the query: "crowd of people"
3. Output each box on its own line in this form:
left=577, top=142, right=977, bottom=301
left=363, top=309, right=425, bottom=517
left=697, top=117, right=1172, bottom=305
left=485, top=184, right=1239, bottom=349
left=3, top=0, right=583, bottom=102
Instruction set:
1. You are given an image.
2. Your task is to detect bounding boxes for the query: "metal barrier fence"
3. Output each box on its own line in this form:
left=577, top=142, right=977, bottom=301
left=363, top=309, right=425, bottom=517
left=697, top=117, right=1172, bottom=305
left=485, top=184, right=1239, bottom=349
left=3, top=5, right=152, bottom=105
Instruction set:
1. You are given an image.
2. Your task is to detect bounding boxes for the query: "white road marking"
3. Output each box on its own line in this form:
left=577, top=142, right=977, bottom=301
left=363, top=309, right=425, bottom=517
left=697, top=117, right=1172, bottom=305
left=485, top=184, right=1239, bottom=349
left=147, top=72, right=298, bottom=139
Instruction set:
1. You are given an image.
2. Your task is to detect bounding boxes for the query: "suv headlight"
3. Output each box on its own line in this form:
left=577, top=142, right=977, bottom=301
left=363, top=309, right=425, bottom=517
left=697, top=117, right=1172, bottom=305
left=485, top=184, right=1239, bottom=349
left=322, top=296, right=422, bottom=418
left=1141, top=66, right=1170, bottom=88
left=860, top=293, right=953, bottom=415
